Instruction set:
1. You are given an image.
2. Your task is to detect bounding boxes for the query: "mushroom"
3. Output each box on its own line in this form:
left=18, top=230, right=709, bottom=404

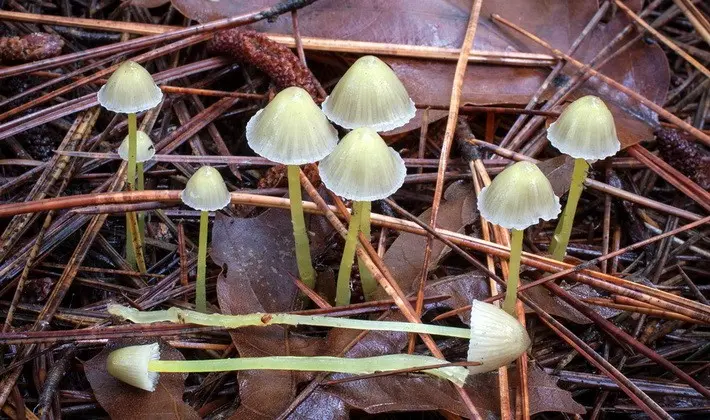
left=546, top=95, right=620, bottom=260
left=321, top=55, right=415, bottom=132
left=180, top=166, right=231, bottom=312
left=467, top=300, right=530, bottom=373
left=107, top=343, right=468, bottom=390
left=117, top=130, right=155, bottom=192
left=106, top=343, right=160, bottom=391
left=477, top=161, right=561, bottom=313
left=318, top=127, right=406, bottom=305
left=97, top=61, right=162, bottom=272
left=246, top=86, right=338, bottom=290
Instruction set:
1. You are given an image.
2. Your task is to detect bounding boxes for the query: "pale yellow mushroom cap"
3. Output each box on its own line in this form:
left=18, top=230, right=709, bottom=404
left=246, top=87, right=338, bottom=165
left=547, top=95, right=620, bottom=160
left=106, top=343, right=160, bottom=391
left=319, top=127, right=406, bottom=201
left=467, top=301, right=531, bottom=374
left=117, top=130, right=155, bottom=163
left=180, top=166, right=231, bottom=211
left=97, top=61, right=163, bottom=114
left=321, top=56, right=415, bottom=132
left=477, top=161, right=561, bottom=230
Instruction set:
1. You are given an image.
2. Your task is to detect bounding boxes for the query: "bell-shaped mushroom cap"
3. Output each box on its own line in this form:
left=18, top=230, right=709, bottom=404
left=547, top=95, right=620, bottom=160
left=106, top=343, right=160, bottom=391
left=246, top=87, right=338, bottom=165
left=467, top=301, right=531, bottom=374
left=477, top=161, right=561, bottom=231
left=117, top=130, right=155, bottom=163
left=180, top=166, right=231, bottom=211
left=321, top=56, right=415, bottom=132
left=319, top=127, right=406, bottom=201
left=97, top=61, right=163, bottom=114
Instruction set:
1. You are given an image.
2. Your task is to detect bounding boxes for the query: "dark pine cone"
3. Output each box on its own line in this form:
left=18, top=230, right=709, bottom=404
left=208, top=29, right=321, bottom=100
left=655, top=128, right=710, bottom=190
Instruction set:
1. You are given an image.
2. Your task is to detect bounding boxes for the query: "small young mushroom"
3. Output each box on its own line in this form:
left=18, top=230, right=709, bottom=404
left=321, top=55, right=415, bottom=132
left=319, top=127, right=406, bottom=305
left=106, top=343, right=468, bottom=390
left=117, top=130, right=155, bottom=191
left=467, top=300, right=531, bottom=373
left=546, top=95, right=620, bottom=260
left=97, top=61, right=162, bottom=272
left=477, top=161, right=561, bottom=313
left=180, top=166, right=231, bottom=312
left=106, top=343, right=160, bottom=391
left=246, top=86, right=338, bottom=290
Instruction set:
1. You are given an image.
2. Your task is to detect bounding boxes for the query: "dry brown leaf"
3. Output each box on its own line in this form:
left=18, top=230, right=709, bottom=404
left=381, top=181, right=477, bottom=298
left=512, top=366, right=586, bottom=415
left=130, top=0, right=170, bottom=8
left=183, top=1, right=603, bottom=129
left=85, top=340, right=199, bottom=420
left=570, top=13, right=670, bottom=149
left=211, top=210, right=326, bottom=419
left=536, top=155, right=576, bottom=196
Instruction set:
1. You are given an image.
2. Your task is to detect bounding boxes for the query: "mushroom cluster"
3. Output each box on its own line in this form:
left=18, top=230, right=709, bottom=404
left=318, top=55, right=414, bottom=305
left=97, top=61, right=162, bottom=273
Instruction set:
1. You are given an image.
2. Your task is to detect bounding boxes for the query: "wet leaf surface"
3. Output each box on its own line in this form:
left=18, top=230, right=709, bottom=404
left=537, top=155, right=575, bottom=196
left=211, top=209, right=326, bottom=419
left=85, top=340, right=199, bottom=420
left=381, top=181, right=477, bottom=297
left=514, top=366, right=587, bottom=415
left=571, top=13, right=670, bottom=148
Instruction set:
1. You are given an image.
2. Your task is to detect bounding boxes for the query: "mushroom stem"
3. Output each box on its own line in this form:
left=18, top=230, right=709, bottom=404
left=146, top=355, right=467, bottom=386
left=502, top=229, right=524, bottom=314
left=286, top=165, right=316, bottom=289
left=196, top=210, right=209, bottom=312
left=356, top=201, right=377, bottom=299
left=336, top=201, right=363, bottom=306
left=137, top=162, right=146, bottom=244
left=549, top=157, right=589, bottom=260
left=109, top=304, right=471, bottom=338
left=125, top=112, right=145, bottom=272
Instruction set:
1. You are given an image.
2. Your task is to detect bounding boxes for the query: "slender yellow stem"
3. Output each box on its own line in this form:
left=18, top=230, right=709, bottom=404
left=125, top=112, right=145, bottom=271
left=356, top=201, right=377, bottom=300
left=137, top=162, right=146, bottom=245
left=110, top=304, right=470, bottom=337
left=287, top=165, right=316, bottom=288
left=549, top=157, right=589, bottom=260
left=196, top=210, right=208, bottom=312
left=502, top=229, right=524, bottom=314
left=148, top=354, right=468, bottom=386
left=336, top=201, right=362, bottom=306
left=126, top=113, right=137, bottom=188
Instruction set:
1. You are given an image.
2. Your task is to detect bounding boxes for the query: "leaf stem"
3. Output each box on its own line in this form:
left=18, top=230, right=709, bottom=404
left=502, top=229, right=524, bottom=314
left=196, top=210, right=208, bottom=312
left=148, top=354, right=468, bottom=386
left=287, top=165, right=316, bottom=288
left=549, top=157, right=589, bottom=260
left=336, top=201, right=362, bottom=306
